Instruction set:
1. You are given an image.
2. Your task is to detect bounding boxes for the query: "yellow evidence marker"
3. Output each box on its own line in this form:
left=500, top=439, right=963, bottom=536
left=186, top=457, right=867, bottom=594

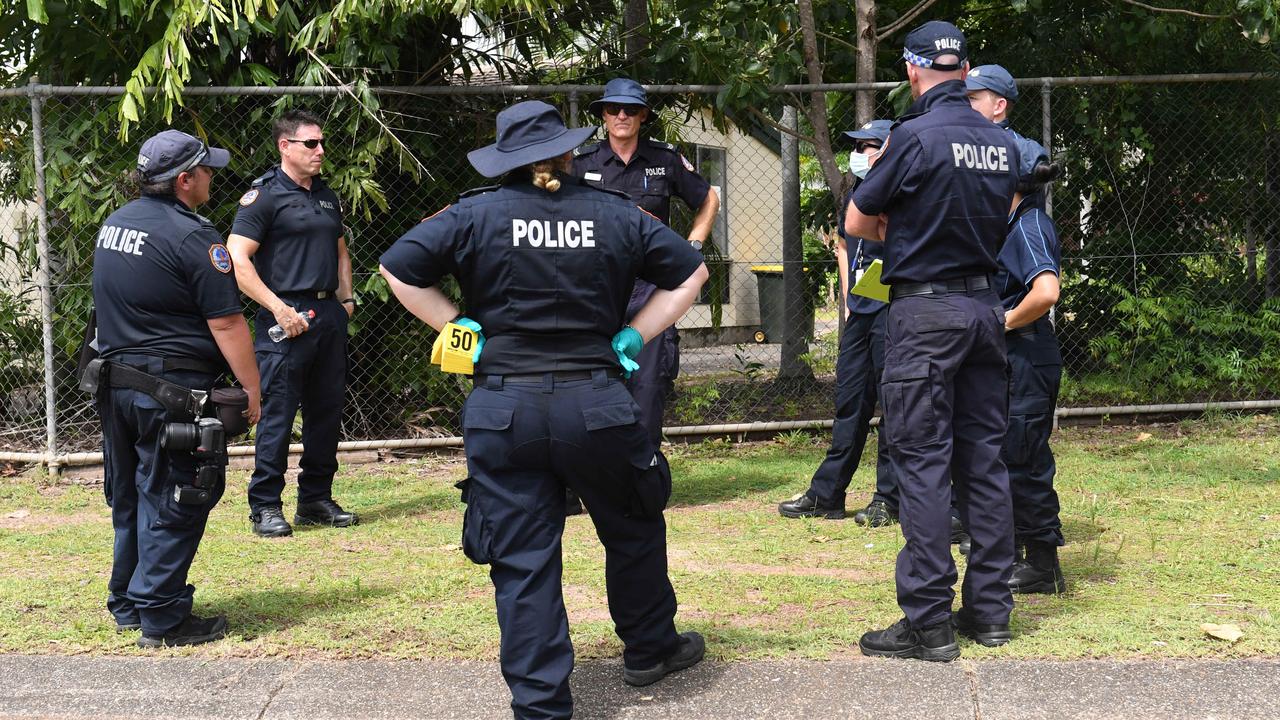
left=433, top=321, right=480, bottom=375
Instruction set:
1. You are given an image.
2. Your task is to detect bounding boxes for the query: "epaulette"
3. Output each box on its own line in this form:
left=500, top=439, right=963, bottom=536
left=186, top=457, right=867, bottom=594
left=459, top=184, right=501, bottom=199
left=573, top=142, right=600, bottom=157
left=250, top=167, right=278, bottom=188
left=647, top=139, right=677, bottom=152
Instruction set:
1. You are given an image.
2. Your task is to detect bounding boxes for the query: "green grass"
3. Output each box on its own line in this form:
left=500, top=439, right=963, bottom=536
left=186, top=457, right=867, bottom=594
left=2, top=415, right=1279, bottom=661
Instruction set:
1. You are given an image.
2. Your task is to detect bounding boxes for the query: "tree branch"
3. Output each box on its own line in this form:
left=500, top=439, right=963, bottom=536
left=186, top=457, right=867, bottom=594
left=746, top=106, right=818, bottom=145
left=1117, top=0, right=1230, bottom=20
left=876, top=0, right=943, bottom=41
left=816, top=29, right=860, bottom=54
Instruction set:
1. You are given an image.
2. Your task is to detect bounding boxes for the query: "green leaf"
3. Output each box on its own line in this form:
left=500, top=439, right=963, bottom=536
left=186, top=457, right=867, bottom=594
left=26, top=0, right=47, bottom=23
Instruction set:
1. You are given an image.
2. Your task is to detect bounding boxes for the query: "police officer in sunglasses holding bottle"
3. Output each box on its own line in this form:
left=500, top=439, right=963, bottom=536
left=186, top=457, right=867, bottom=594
left=227, top=109, right=358, bottom=538
left=570, top=78, right=720, bottom=515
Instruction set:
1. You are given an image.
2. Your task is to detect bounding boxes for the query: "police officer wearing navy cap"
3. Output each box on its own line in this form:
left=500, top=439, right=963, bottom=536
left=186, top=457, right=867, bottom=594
left=778, top=119, right=900, bottom=524
left=92, top=129, right=262, bottom=647
left=968, top=73, right=1069, bottom=595
left=380, top=100, right=709, bottom=720
left=571, top=79, right=720, bottom=515
left=228, top=109, right=357, bottom=538
left=845, top=20, right=1021, bottom=660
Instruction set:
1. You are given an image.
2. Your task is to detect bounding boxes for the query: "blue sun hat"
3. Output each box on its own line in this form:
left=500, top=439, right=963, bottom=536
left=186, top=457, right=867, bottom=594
left=466, top=101, right=597, bottom=178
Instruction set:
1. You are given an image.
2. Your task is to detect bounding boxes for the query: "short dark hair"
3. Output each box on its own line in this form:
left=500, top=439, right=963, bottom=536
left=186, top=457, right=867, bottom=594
left=127, top=169, right=178, bottom=198
left=272, top=109, right=324, bottom=144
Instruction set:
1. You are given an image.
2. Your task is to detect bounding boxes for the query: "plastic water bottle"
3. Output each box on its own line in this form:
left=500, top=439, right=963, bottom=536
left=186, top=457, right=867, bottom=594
left=268, top=309, right=315, bottom=343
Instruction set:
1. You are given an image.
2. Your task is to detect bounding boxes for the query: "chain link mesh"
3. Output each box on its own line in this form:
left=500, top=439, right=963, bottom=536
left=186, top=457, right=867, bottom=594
left=0, top=78, right=1276, bottom=457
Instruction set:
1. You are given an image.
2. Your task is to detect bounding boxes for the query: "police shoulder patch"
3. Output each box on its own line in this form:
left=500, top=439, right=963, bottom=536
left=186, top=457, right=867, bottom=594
left=239, top=189, right=260, bottom=207
left=422, top=204, right=451, bottom=222
left=208, top=244, right=233, bottom=274
left=680, top=154, right=695, bottom=172
left=637, top=205, right=662, bottom=221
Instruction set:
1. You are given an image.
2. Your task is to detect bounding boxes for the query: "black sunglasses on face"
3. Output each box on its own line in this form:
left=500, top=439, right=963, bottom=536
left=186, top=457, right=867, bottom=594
left=286, top=138, right=324, bottom=149
left=603, top=104, right=647, bottom=118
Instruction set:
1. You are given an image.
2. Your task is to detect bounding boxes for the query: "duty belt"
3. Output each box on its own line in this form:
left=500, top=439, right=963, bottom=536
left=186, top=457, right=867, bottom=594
left=279, top=290, right=333, bottom=300
left=890, top=275, right=991, bottom=300
left=1010, top=316, right=1055, bottom=338
left=475, top=369, right=622, bottom=386
left=104, top=362, right=207, bottom=417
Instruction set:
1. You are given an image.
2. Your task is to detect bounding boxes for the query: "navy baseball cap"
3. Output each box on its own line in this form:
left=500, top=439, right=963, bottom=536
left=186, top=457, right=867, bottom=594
left=588, top=78, right=654, bottom=122
left=467, top=101, right=597, bottom=178
left=903, top=20, right=967, bottom=71
left=843, top=119, right=894, bottom=146
left=136, top=129, right=229, bottom=183
left=966, top=64, right=1018, bottom=101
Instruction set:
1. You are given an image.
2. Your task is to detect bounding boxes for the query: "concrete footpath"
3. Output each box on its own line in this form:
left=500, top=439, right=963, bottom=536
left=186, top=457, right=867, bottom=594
left=2, top=655, right=1278, bottom=719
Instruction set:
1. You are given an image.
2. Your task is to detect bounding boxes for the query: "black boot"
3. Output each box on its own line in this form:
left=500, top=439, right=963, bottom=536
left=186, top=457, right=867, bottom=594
left=1008, top=541, right=1066, bottom=594
left=951, top=515, right=971, bottom=556
left=858, top=617, right=960, bottom=662
left=295, top=499, right=358, bottom=528
left=778, top=492, right=845, bottom=520
left=565, top=488, right=584, bottom=517
left=137, top=614, right=228, bottom=648
left=853, top=500, right=898, bottom=527
left=952, top=608, right=1012, bottom=647
left=250, top=506, right=293, bottom=538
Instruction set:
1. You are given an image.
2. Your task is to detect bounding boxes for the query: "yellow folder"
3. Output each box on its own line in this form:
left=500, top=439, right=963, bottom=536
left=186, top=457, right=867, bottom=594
left=851, top=259, right=890, bottom=303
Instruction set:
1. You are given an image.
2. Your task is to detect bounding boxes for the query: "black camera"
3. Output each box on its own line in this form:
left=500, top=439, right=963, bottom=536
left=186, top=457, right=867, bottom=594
left=161, top=417, right=228, bottom=505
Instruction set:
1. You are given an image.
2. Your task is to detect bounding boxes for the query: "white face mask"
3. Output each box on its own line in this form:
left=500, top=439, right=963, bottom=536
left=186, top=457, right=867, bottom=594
left=849, top=147, right=882, bottom=179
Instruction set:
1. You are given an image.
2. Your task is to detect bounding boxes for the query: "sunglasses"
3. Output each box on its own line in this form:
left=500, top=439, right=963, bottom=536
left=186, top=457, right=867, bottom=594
left=856, top=142, right=883, bottom=153
left=286, top=137, right=324, bottom=149
left=603, top=104, right=647, bottom=118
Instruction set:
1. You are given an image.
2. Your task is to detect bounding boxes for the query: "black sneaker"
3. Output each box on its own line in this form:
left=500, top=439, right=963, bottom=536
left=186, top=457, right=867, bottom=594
left=952, top=609, right=1012, bottom=647
left=950, top=515, right=971, bottom=556
left=295, top=499, right=358, bottom=528
left=137, top=614, right=228, bottom=648
left=1008, top=542, right=1066, bottom=594
left=778, top=492, right=845, bottom=520
left=622, top=631, right=706, bottom=687
left=250, top=506, right=293, bottom=538
left=853, top=500, right=899, bottom=527
left=858, top=618, right=960, bottom=662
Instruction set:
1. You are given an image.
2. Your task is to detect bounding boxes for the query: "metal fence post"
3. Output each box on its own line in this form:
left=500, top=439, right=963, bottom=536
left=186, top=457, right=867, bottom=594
left=1041, top=77, right=1053, bottom=217
left=568, top=91, right=579, bottom=129
left=27, top=77, right=59, bottom=476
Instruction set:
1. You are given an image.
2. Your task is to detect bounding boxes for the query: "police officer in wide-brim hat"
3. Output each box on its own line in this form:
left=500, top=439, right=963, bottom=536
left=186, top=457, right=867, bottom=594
left=778, top=119, right=900, bottom=525
left=94, top=129, right=261, bottom=648
left=380, top=100, right=710, bottom=720
left=845, top=19, right=1022, bottom=660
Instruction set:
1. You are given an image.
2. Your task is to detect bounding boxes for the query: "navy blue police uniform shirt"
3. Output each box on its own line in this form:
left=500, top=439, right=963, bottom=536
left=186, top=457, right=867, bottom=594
left=996, top=204, right=1061, bottom=311
left=230, top=166, right=345, bottom=293
left=852, top=80, right=1020, bottom=284
left=840, top=188, right=887, bottom=316
left=572, top=139, right=711, bottom=225
left=93, top=195, right=243, bottom=359
left=379, top=177, right=703, bottom=375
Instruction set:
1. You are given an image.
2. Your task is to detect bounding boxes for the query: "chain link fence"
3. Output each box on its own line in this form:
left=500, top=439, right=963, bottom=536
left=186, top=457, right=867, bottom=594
left=1, top=75, right=1277, bottom=467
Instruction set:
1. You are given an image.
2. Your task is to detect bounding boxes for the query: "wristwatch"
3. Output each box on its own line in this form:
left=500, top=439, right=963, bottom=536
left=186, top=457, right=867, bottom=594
left=340, top=297, right=357, bottom=308
left=690, top=240, right=704, bottom=252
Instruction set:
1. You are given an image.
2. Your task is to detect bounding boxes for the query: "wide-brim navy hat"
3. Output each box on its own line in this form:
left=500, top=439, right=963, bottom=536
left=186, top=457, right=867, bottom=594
left=467, top=101, right=597, bottom=178
left=966, top=64, right=1018, bottom=101
left=903, top=20, right=967, bottom=71
left=587, top=78, right=656, bottom=124
left=843, top=119, right=894, bottom=145
left=137, top=129, right=230, bottom=183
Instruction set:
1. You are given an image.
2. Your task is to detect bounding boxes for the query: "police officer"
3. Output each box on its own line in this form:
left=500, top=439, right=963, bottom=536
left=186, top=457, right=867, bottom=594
left=845, top=21, right=1021, bottom=659
left=778, top=120, right=899, bottom=524
left=571, top=78, right=720, bottom=514
left=93, top=129, right=261, bottom=647
left=379, top=101, right=709, bottom=720
left=967, top=71, right=1068, bottom=594
left=227, top=109, right=357, bottom=538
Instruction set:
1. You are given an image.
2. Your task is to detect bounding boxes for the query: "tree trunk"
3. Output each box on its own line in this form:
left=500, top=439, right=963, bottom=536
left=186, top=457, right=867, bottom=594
left=1266, top=133, right=1280, bottom=299
left=796, top=0, right=848, bottom=209
left=854, top=0, right=878, bottom=126
left=779, top=107, right=815, bottom=383
left=624, top=0, right=649, bottom=62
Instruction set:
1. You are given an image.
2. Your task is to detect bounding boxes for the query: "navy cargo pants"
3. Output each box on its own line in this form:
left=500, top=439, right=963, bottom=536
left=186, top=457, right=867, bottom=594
left=808, top=309, right=895, bottom=509
left=1004, top=321, right=1064, bottom=547
left=249, top=296, right=348, bottom=510
left=880, top=290, right=1014, bottom=629
left=99, top=355, right=223, bottom=636
left=625, top=280, right=678, bottom=445
left=460, top=370, right=682, bottom=720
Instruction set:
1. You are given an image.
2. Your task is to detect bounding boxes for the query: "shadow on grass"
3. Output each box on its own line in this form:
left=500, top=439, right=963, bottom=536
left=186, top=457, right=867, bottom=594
left=213, top=584, right=395, bottom=638
left=571, top=656, right=732, bottom=720
left=669, top=456, right=810, bottom=508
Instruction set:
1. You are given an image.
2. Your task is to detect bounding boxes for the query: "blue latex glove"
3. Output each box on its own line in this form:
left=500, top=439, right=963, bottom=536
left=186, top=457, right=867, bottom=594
left=611, top=326, right=644, bottom=378
left=455, top=316, right=485, bottom=363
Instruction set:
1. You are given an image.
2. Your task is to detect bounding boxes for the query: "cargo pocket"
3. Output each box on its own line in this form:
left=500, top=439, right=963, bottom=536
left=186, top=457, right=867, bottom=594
left=1003, top=415, right=1031, bottom=466
left=153, top=462, right=205, bottom=530
left=462, top=405, right=514, bottom=433
left=880, top=361, right=938, bottom=448
left=456, top=478, right=493, bottom=565
left=627, top=451, right=673, bottom=519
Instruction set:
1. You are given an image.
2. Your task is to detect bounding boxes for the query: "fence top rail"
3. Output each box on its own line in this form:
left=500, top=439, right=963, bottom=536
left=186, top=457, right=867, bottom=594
left=0, top=72, right=1274, bottom=99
